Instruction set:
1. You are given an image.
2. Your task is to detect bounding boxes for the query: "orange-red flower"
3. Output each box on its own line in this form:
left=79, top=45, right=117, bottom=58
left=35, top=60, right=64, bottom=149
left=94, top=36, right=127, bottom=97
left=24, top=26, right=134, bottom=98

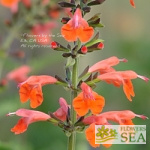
left=98, top=70, right=149, bottom=101
left=73, top=82, right=105, bottom=116
left=7, top=65, right=31, bottom=83
left=0, top=0, right=19, bottom=7
left=130, top=0, right=135, bottom=8
left=89, top=56, right=127, bottom=74
left=99, top=110, right=148, bottom=125
left=84, top=110, right=147, bottom=147
left=83, top=110, right=147, bottom=125
left=85, top=123, right=111, bottom=148
left=19, top=75, right=57, bottom=108
left=7, top=109, right=50, bottom=134
left=61, top=8, right=94, bottom=42
left=7, top=97, right=69, bottom=134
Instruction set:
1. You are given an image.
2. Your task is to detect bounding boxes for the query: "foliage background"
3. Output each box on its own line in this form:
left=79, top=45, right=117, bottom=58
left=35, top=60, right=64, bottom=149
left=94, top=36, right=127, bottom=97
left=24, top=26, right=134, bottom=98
left=0, top=1, right=150, bottom=150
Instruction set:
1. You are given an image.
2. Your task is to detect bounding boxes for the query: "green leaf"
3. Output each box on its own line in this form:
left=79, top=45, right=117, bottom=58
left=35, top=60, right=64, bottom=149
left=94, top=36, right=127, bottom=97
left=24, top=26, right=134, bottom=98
left=90, top=23, right=104, bottom=28
left=87, top=13, right=101, bottom=24
left=85, top=39, right=104, bottom=47
left=79, top=66, right=89, bottom=78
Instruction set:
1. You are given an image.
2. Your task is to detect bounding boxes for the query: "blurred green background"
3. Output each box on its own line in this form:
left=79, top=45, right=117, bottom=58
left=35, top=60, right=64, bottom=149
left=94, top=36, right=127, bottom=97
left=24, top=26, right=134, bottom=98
left=0, top=0, right=150, bottom=150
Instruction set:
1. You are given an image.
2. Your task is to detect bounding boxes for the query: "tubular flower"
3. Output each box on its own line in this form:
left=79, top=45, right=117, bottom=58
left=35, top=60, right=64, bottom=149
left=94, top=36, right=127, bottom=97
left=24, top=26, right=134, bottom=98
left=85, top=123, right=111, bottom=148
left=98, top=110, right=148, bottom=125
left=19, top=75, right=58, bottom=108
left=98, top=70, right=149, bottom=101
left=89, top=56, right=127, bottom=74
left=7, top=109, right=50, bottom=134
left=73, top=82, right=105, bottom=116
left=61, top=8, right=94, bottom=42
left=130, top=0, right=135, bottom=8
left=6, top=65, right=31, bottom=83
left=83, top=110, right=147, bottom=125
left=53, top=98, right=68, bottom=121
left=7, top=98, right=69, bottom=134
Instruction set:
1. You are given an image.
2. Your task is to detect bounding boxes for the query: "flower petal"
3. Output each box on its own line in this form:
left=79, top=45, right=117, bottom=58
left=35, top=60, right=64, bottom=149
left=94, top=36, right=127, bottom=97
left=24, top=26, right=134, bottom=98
left=89, top=92, right=105, bottom=115
left=123, top=79, right=135, bottom=101
left=73, top=93, right=89, bottom=116
left=85, top=123, right=100, bottom=148
left=11, top=118, right=29, bottom=134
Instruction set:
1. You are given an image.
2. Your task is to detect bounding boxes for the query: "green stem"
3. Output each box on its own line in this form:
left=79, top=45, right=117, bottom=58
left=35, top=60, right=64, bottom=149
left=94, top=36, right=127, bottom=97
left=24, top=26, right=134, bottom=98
left=67, top=58, right=79, bottom=150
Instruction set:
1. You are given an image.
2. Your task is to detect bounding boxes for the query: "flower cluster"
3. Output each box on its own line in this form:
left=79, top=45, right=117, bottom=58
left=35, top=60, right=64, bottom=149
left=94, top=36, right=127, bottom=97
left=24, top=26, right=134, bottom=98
left=6, top=0, right=148, bottom=150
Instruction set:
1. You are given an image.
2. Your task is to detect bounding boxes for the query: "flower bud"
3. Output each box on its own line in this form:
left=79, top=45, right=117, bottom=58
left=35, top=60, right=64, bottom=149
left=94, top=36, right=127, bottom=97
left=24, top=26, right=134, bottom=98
left=97, top=42, right=104, bottom=49
left=61, top=17, right=70, bottom=24
left=51, top=41, right=58, bottom=49
left=81, top=46, right=88, bottom=54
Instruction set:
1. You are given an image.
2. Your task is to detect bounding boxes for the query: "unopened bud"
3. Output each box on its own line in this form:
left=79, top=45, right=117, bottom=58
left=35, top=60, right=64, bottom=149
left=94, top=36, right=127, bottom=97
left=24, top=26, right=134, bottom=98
left=61, top=17, right=70, bottom=24
left=97, top=42, right=104, bottom=49
left=51, top=41, right=58, bottom=49
left=81, top=46, right=88, bottom=54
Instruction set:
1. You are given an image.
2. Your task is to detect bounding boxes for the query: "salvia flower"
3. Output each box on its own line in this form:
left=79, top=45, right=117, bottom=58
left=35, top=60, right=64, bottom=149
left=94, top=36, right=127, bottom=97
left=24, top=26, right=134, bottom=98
left=6, top=65, right=31, bottom=83
left=85, top=110, right=147, bottom=148
left=98, top=70, right=149, bottom=101
left=73, top=82, right=105, bottom=116
left=19, top=75, right=58, bottom=108
left=83, top=110, right=148, bottom=125
left=7, top=98, right=69, bottom=134
left=89, top=56, right=127, bottom=74
left=7, top=109, right=50, bottom=134
left=61, top=8, right=94, bottom=42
